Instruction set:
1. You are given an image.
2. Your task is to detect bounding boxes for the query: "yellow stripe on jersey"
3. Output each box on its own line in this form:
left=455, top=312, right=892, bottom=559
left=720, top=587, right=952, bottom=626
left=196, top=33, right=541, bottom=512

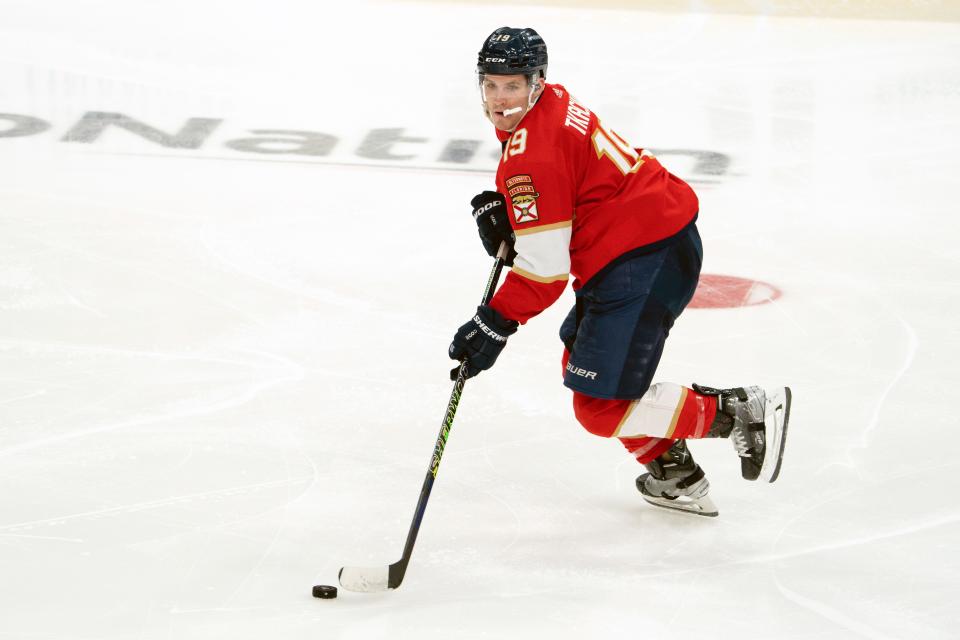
left=514, top=220, right=573, bottom=236
left=511, top=266, right=569, bottom=284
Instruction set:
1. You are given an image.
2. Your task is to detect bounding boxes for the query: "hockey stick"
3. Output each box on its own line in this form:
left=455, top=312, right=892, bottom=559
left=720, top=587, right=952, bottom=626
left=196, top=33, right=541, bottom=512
left=338, top=242, right=509, bottom=592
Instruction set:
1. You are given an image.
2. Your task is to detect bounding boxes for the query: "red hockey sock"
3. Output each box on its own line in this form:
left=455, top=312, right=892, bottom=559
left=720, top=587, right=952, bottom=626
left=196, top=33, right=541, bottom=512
left=619, top=436, right=676, bottom=464
left=670, top=391, right=718, bottom=440
left=572, top=392, right=632, bottom=438
left=571, top=387, right=718, bottom=440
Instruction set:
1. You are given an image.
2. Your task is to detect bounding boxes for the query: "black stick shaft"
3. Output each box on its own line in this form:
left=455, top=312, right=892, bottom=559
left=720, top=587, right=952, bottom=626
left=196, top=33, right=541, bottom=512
left=387, top=245, right=508, bottom=588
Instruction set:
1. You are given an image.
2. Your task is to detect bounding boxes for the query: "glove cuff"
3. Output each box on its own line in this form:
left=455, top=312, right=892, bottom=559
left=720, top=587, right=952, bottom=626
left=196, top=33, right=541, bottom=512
left=476, top=304, right=519, bottom=338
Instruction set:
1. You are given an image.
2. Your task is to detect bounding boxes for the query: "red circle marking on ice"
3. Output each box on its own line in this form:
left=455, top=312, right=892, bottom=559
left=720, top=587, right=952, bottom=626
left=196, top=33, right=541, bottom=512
left=689, top=274, right=782, bottom=309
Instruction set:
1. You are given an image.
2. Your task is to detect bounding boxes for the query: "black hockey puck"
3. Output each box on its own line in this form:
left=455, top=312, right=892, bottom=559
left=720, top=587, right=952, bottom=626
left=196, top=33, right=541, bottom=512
left=312, top=585, right=337, bottom=599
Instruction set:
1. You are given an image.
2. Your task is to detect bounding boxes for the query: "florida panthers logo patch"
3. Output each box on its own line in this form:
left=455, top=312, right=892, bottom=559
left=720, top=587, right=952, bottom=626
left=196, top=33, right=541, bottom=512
left=506, top=174, right=540, bottom=224
left=512, top=194, right=539, bottom=223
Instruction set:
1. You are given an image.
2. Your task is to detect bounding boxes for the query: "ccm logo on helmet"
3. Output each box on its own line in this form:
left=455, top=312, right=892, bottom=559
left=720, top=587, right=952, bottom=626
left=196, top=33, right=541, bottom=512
left=485, top=57, right=507, bottom=63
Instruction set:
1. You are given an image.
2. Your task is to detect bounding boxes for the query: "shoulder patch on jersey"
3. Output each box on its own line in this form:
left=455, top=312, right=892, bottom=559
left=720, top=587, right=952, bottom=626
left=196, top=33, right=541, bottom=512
left=505, top=175, right=532, bottom=189
left=553, top=87, right=564, bottom=98
left=506, top=175, right=540, bottom=223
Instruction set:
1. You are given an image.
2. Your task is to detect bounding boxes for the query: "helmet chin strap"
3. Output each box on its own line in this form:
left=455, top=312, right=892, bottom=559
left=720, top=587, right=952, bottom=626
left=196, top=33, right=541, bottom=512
left=528, top=81, right=541, bottom=109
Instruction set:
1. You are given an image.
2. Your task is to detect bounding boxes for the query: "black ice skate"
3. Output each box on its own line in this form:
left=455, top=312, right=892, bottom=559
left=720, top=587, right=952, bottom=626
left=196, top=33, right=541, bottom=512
left=636, top=440, right=718, bottom=517
left=695, top=384, right=792, bottom=483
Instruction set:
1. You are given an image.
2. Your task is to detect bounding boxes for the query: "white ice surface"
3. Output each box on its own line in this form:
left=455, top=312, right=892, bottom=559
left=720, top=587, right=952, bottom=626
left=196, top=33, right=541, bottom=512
left=1, top=2, right=959, bottom=638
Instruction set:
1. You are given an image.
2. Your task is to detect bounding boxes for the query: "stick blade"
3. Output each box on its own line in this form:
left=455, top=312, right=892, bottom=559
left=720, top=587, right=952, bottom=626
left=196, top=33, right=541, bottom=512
left=338, top=565, right=390, bottom=593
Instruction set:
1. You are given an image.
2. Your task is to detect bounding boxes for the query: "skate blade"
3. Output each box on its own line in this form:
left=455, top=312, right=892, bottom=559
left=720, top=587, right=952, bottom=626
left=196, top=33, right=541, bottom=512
left=641, top=493, right=719, bottom=517
left=760, top=387, right=791, bottom=483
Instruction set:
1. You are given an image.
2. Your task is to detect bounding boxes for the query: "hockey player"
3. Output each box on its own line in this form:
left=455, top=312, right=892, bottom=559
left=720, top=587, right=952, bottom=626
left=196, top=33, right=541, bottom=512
left=448, top=27, right=791, bottom=516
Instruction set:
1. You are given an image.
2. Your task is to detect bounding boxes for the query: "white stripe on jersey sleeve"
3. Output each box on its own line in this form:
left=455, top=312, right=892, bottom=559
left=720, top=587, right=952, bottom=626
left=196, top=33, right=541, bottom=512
left=512, top=221, right=572, bottom=282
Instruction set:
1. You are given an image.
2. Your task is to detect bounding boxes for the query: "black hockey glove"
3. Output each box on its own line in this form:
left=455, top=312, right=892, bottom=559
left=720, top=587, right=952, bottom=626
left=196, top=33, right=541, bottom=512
left=471, top=191, right=517, bottom=266
left=448, top=304, right=519, bottom=380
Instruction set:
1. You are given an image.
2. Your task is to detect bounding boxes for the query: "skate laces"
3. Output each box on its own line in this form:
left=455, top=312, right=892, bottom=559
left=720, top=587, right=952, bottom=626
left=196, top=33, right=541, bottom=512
left=731, top=427, right=750, bottom=455
left=726, top=388, right=765, bottom=457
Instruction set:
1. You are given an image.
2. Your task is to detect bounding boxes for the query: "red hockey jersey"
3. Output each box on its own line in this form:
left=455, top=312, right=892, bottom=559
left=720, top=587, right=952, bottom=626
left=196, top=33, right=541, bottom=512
left=488, top=83, right=699, bottom=324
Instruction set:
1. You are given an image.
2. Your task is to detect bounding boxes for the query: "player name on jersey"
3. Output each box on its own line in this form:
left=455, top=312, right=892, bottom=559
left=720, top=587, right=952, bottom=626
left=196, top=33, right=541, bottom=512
left=564, top=96, right=592, bottom=136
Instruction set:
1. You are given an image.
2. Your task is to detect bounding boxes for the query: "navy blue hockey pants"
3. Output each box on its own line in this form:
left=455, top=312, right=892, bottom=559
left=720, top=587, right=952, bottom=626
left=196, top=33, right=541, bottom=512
left=560, top=224, right=703, bottom=400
